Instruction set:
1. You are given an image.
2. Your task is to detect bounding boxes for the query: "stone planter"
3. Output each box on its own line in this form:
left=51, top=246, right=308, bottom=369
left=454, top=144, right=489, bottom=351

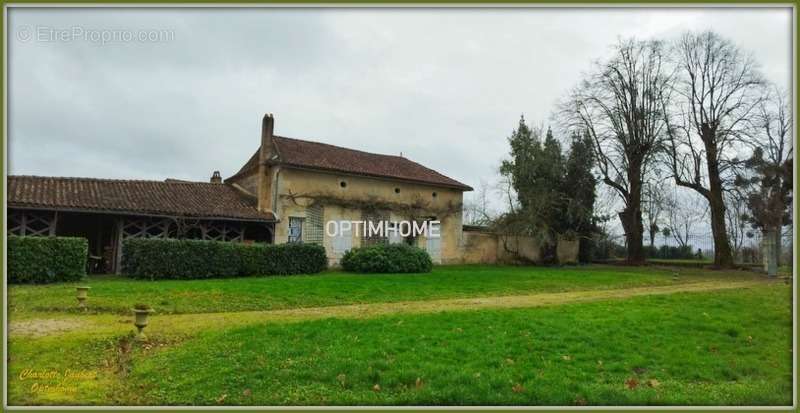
left=76, top=286, right=91, bottom=309
left=556, top=237, right=580, bottom=265
left=132, top=308, right=155, bottom=340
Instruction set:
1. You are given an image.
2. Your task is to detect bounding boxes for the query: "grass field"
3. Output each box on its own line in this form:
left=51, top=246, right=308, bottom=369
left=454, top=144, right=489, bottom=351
left=9, top=265, right=762, bottom=316
left=7, top=265, right=792, bottom=406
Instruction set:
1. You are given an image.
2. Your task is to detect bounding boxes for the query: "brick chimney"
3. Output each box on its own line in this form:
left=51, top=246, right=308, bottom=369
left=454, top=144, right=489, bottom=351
left=257, top=113, right=275, bottom=212
left=210, top=170, right=222, bottom=184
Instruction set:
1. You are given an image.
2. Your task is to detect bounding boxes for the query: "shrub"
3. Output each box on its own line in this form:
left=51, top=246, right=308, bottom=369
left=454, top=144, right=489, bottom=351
left=656, top=244, right=696, bottom=260
left=8, top=235, right=88, bottom=284
left=590, top=234, right=626, bottom=261
left=122, top=238, right=327, bottom=280
left=239, top=242, right=328, bottom=276
left=341, top=243, right=432, bottom=273
left=643, top=245, right=659, bottom=258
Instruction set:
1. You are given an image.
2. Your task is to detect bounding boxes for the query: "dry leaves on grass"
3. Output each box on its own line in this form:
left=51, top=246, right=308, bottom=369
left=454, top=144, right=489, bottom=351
left=625, top=378, right=639, bottom=389
left=242, top=388, right=252, bottom=397
left=215, top=393, right=227, bottom=404
left=647, top=379, right=660, bottom=388
left=512, top=383, right=525, bottom=393
left=372, top=384, right=381, bottom=392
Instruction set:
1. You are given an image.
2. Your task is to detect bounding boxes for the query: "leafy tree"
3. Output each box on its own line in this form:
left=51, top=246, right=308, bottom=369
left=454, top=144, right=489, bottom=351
left=562, top=131, right=598, bottom=261
left=499, top=117, right=561, bottom=240
left=499, top=117, right=597, bottom=263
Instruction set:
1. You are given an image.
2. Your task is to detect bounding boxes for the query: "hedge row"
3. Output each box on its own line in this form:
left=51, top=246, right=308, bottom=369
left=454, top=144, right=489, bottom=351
left=122, top=238, right=327, bottom=280
left=341, top=243, right=432, bottom=273
left=9, top=235, right=88, bottom=284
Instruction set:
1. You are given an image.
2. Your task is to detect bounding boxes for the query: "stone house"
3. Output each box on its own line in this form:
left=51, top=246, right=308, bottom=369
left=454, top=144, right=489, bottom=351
left=225, top=114, right=473, bottom=265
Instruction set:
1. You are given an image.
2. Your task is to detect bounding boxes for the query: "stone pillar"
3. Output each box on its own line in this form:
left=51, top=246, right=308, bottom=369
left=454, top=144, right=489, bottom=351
left=762, top=229, right=778, bottom=277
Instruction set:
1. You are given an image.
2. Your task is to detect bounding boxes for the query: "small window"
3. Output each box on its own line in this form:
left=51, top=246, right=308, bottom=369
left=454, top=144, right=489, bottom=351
left=288, top=217, right=304, bottom=243
left=394, top=188, right=400, bottom=194
left=432, top=192, right=438, bottom=198
left=340, top=181, right=347, bottom=188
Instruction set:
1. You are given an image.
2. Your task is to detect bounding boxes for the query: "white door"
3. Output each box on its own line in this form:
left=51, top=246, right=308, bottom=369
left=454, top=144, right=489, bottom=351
left=331, top=221, right=352, bottom=260
left=426, top=221, right=442, bottom=264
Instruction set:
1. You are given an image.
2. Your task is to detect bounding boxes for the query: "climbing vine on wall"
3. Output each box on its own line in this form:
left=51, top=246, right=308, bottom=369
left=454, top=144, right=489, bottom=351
left=281, top=190, right=462, bottom=219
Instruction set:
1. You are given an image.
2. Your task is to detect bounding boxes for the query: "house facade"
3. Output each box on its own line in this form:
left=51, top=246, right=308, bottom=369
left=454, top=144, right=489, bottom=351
left=7, top=113, right=474, bottom=271
left=226, top=114, right=473, bottom=265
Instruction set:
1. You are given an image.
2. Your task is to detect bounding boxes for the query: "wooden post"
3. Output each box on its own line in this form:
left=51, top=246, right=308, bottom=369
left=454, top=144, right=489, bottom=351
left=114, top=219, right=124, bottom=275
left=50, top=211, right=58, bottom=236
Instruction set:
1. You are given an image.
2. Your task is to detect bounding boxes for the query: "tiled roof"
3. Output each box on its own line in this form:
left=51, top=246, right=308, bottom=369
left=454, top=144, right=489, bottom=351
left=8, top=175, right=275, bottom=222
left=230, top=136, right=473, bottom=191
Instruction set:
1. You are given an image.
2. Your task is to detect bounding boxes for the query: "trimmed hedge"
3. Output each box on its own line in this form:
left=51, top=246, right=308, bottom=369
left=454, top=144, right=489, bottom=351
left=9, top=235, right=88, bottom=284
left=341, top=243, right=433, bottom=273
left=122, top=238, right=327, bottom=280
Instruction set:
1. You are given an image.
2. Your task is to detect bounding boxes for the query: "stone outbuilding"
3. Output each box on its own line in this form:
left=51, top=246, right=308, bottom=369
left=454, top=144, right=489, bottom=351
left=7, top=176, right=276, bottom=273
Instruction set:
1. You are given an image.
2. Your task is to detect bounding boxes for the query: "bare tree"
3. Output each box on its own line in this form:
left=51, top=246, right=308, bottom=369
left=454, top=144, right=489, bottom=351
left=664, top=31, right=765, bottom=267
left=559, top=38, right=671, bottom=264
left=642, top=180, right=667, bottom=248
left=463, top=180, right=496, bottom=226
left=664, top=190, right=708, bottom=248
left=725, top=190, right=749, bottom=261
left=495, top=174, right=518, bottom=215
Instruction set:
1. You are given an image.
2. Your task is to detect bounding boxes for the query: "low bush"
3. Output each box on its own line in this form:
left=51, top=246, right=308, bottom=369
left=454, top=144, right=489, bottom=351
left=8, top=235, right=88, bottom=284
left=239, top=242, right=328, bottom=276
left=122, top=238, right=327, bottom=280
left=643, top=244, right=697, bottom=260
left=341, top=243, right=432, bottom=273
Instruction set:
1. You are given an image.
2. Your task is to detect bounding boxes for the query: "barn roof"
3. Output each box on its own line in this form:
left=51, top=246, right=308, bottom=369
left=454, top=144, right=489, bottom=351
left=8, top=175, right=276, bottom=222
left=229, top=135, right=473, bottom=191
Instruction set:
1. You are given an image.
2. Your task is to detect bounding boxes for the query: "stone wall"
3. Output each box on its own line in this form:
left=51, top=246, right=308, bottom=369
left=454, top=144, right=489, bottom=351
left=461, top=229, right=542, bottom=264
left=271, top=167, right=465, bottom=265
left=556, top=237, right=580, bottom=264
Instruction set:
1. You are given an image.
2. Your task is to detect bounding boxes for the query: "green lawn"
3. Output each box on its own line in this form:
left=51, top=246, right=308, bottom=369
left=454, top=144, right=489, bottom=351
left=7, top=265, right=790, bottom=406
left=10, top=264, right=762, bottom=316
left=120, top=285, right=792, bottom=406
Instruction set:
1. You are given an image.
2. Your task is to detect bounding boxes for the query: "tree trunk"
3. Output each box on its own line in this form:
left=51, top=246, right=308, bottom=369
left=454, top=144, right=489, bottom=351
left=621, top=162, right=645, bottom=264
left=620, top=209, right=645, bottom=264
left=703, top=133, right=735, bottom=268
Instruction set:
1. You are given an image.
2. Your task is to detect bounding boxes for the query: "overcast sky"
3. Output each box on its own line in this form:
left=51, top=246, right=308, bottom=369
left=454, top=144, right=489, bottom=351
left=8, top=7, right=792, bottom=215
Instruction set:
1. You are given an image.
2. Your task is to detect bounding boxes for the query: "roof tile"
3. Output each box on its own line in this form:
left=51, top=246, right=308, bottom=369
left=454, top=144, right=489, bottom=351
left=231, top=136, right=472, bottom=191
left=8, top=176, right=275, bottom=222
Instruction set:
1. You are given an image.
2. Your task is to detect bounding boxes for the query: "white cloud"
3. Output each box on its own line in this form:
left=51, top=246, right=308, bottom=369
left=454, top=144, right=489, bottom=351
left=8, top=6, right=792, bottom=218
